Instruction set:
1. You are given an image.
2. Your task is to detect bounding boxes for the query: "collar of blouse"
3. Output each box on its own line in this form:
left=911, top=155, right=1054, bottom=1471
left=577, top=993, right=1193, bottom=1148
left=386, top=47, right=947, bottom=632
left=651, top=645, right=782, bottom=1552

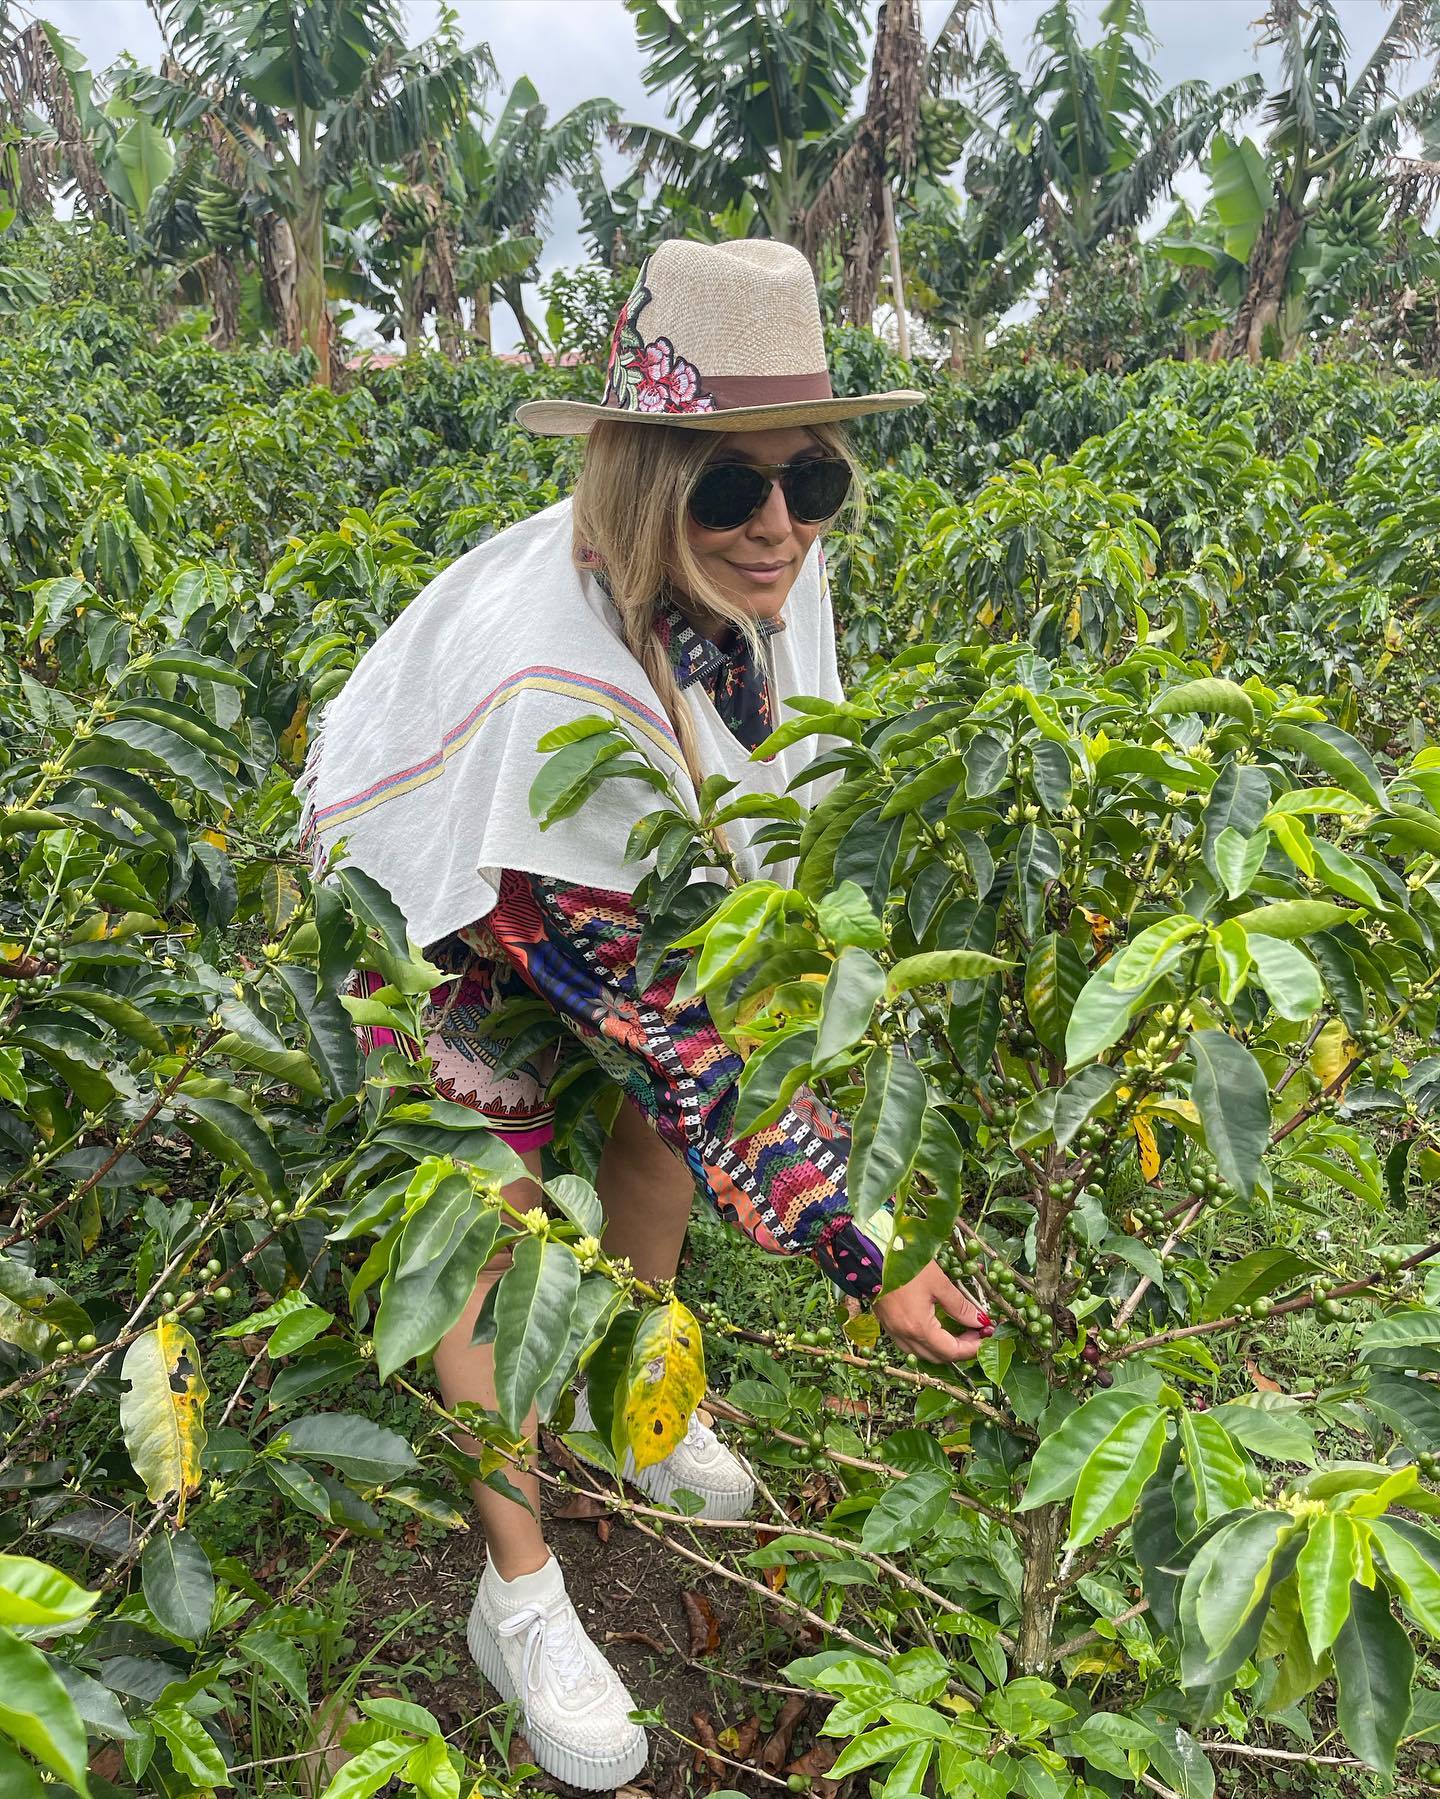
left=653, top=592, right=785, bottom=691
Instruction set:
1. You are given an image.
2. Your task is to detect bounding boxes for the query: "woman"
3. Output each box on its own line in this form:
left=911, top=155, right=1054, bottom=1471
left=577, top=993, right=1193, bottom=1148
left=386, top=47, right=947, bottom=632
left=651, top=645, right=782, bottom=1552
left=303, top=239, right=991, bottom=1790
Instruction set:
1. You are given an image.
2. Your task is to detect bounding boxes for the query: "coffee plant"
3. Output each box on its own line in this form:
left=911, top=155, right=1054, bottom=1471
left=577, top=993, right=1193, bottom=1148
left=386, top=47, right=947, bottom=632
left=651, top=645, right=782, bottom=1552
left=5, top=290, right=1440, bottom=1794
left=541, top=638, right=1440, bottom=1794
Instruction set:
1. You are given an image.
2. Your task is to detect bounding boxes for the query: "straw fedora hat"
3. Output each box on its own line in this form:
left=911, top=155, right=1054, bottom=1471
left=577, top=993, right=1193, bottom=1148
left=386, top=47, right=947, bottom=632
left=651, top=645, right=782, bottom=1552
left=516, top=238, right=925, bottom=436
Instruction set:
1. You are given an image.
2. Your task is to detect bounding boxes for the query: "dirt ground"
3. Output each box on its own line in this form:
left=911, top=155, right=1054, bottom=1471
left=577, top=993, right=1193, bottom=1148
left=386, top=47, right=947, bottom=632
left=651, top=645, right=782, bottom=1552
left=344, top=1444, right=840, bottom=1798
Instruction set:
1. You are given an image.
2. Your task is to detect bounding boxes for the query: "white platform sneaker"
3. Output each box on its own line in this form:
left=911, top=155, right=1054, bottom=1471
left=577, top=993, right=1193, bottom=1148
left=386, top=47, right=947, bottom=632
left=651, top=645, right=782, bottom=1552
left=569, top=1386, right=756, bottom=1520
left=466, top=1554, right=648, bottom=1790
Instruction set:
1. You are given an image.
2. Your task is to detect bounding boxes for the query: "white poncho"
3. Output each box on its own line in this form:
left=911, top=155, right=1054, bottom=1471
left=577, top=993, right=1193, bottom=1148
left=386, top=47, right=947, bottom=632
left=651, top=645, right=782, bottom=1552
left=298, top=497, right=845, bottom=948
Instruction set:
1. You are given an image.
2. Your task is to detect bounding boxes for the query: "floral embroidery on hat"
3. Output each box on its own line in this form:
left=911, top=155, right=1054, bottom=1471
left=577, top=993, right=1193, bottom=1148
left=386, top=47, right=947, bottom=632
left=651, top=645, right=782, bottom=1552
left=603, top=263, right=717, bottom=417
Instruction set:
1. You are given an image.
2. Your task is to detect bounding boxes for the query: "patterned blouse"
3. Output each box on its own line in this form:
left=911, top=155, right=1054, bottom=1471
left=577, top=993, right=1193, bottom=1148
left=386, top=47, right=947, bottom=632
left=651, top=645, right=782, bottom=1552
left=362, top=593, right=885, bottom=1301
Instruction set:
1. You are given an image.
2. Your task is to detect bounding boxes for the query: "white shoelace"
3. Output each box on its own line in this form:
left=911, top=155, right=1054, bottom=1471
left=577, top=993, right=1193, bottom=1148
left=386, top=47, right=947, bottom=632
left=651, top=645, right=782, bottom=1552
left=497, top=1600, right=592, bottom=1698
left=682, top=1411, right=708, bottom=1451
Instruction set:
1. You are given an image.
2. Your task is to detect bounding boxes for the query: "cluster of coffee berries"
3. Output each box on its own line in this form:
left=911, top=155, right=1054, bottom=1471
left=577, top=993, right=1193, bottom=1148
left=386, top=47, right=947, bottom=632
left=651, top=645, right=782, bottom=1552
left=1126, top=1198, right=1171, bottom=1238
left=1184, top=1165, right=1233, bottom=1203
left=1015, top=1295, right=1057, bottom=1347
left=1309, top=1277, right=1369, bottom=1322
left=988, top=1074, right=1027, bottom=1127
left=793, top=1326, right=836, bottom=1348
left=1094, top=1320, right=1137, bottom=1350
left=1005, top=1021, right=1040, bottom=1055
left=1416, top=1452, right=1440, bottom=1481
left=1353, top=1024, right=1394, bottom=1057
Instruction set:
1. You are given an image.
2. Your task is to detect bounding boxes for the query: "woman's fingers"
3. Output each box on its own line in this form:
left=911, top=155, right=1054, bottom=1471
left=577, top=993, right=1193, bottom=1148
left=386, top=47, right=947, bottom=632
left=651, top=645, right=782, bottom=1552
left=932, top=1267, right=991, bottom=1333
left=873, top=1260, right=994, bottom=1363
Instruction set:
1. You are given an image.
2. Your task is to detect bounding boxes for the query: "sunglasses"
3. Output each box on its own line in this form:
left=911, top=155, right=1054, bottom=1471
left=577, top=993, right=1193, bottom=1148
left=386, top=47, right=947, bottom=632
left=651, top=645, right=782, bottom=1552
left=687, top=456, right=853, bottom=532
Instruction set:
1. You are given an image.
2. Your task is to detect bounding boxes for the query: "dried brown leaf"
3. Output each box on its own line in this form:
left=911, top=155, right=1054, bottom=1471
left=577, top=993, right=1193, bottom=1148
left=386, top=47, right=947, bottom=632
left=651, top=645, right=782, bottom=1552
left=681, top=1587, right=721, bottom=1657
left=786, top=1736, right=842, bottom=1797
left=607, top=1628, right=671, bottom=1655
left=761, top=1695, right=808, bottom=1771
left=1245, top=1357, right=1284, bottom=1393
left=689, top=1710, right=725, bottom=1776
left=719, top=1713, right=760, bottom=1759
left=555, top=1492, right=612, bottom=1521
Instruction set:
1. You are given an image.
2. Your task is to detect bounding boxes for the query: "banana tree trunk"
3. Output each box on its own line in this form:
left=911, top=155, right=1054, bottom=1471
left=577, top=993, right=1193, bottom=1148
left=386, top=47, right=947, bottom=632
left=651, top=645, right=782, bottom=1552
left=882, top=183, right=909, bottom=362
left=499, top=275, right=543, bottom=363
left=400, top=278, right=423, bottom=356
left=429, top=225, right=464, bottom=362
left=203, top=249, right=239, bottom=348
left=948, top=315, right=987, bottom=373
left=470, top=285, right=492, bottom=351
left=257, top=211, right=302, bottom=355
left=1226, top=194, right=1307, bottom=363
left=294, top=188, right=332, bottom=386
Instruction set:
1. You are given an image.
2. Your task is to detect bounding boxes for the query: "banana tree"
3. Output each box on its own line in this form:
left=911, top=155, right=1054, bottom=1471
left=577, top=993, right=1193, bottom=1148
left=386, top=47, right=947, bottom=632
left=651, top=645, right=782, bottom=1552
left=899, top=175, right=1037, bottom=367
left=0, top=15, right=173, bottom=232
left=125, top=0, right=485, bottom=383
left=337, top=165, right=538, bottom=359
left=444, top=76, right=616, bottom=357
left=619, top=0, right=867, bottom=245
left=1210, top=0, right=1440, bottom=361
left=952, top=0, right=1261, bottom=275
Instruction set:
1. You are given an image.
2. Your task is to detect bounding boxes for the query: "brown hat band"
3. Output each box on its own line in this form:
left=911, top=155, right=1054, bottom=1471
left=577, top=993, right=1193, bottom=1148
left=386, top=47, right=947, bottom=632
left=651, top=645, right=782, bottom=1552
left=696, top=370, right=834, bottom=409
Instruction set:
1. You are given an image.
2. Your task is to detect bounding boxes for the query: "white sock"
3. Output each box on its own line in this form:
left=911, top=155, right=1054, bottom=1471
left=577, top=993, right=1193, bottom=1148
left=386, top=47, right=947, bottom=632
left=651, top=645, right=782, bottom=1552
left=482, top=1552, right=564, bottom=1617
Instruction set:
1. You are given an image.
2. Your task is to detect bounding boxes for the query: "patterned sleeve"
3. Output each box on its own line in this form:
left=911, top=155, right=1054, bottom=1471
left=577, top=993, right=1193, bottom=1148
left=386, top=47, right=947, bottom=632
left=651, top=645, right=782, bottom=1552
left=484, top=869, right=886, bottom=1301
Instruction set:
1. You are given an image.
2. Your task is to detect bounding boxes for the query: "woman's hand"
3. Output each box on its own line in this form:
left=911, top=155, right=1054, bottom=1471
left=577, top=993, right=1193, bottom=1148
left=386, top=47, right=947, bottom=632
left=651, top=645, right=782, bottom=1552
left=872, top=1259, right=993, bottom=1363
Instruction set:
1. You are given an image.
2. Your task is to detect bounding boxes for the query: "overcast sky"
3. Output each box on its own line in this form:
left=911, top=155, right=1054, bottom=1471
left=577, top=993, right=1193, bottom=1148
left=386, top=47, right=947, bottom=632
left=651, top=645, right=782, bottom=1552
left=38, top=0, right=1404, bottom=349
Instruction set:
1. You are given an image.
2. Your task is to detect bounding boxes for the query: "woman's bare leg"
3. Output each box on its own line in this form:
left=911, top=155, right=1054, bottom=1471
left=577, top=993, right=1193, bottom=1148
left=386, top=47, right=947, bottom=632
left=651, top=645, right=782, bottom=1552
left=596, top=1099, right=695, bottom=1282
left=433, top=1110, right=694, bottom=1578
left=432, top=1150, right=549, bottom=1579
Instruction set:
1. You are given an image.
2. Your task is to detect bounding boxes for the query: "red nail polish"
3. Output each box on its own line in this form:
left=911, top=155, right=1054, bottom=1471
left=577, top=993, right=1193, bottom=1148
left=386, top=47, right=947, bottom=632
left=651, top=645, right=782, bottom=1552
left=978, top=1311, right=993, bottom=1329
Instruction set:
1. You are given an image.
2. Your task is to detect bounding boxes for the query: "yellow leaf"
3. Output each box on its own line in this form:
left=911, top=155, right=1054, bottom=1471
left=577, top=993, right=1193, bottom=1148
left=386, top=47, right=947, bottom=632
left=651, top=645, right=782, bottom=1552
left=623, top=1299, right=705, bottom=1471
left=844, top=1309, right=880, bottom=1351
left=78, top=1188, right=101, bottom=1252
left=1066, top=599, right=1082, bottom=640
left=1311, top=1017, right=1357, bottom=1095
left=261, top=866, right=301, bottom=936
left=201, top=808, right=231, bottom=854
left=978, top=600, right=997, bottom=628
left=1068, top=1647, right=1128, bottom=1675
left=119, top=1320, right=208, bottom=1524
left=1148, top=1095, right=1201, bottom=1129
left=0, top=943, right=19, bottom=963
left=279, top=696, right=310, bottom=764
left=1133, top=1113, right=1161, bottom=1182
left=1081, top=908, right=1115, bottom=960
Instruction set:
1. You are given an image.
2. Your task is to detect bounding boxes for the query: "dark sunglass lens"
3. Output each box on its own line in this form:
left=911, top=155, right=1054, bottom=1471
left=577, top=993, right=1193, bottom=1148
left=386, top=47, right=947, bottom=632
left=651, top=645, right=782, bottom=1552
left=784, top=459, right=852, bottom=523
left=689, top=464, right=769, bottom=531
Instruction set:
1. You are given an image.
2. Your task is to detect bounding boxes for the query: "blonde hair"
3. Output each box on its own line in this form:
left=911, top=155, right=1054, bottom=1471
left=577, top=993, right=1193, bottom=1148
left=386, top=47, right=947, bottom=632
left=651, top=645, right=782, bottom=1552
left=571, top=419, right=860, bottom=799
